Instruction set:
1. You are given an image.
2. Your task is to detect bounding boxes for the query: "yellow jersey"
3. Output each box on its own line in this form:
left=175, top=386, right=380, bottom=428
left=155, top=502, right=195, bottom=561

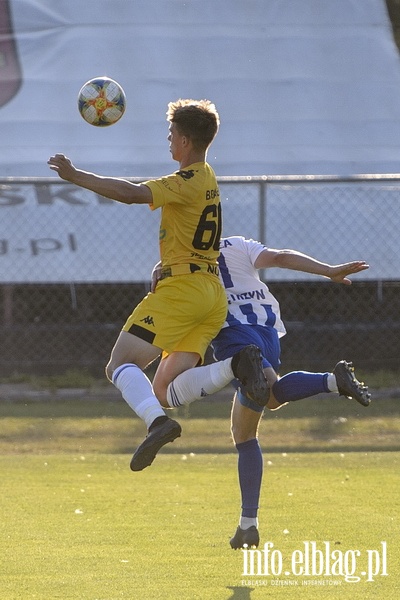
left=145, top=162, right=221, bottom=277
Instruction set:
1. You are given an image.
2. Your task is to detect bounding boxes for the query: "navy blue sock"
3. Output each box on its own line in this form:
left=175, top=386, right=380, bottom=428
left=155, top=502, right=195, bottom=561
left=272, top=371, right=330, bottom=404
left=236, top=438, right=263, bottom=518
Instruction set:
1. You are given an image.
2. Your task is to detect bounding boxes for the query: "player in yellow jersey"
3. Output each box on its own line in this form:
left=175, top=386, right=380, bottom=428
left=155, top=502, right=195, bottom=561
left=48, top=99, right=269, bottom=471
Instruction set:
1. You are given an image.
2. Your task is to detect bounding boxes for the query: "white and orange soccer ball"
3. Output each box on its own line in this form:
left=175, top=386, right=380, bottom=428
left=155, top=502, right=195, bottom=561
left=77, top=76, right=126, bottom=126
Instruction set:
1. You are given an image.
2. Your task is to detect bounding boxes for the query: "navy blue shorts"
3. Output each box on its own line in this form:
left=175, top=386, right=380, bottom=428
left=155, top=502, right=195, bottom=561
left=212, top=323, right=281, bottom=372
left=212, top=324, right=281, bottom=412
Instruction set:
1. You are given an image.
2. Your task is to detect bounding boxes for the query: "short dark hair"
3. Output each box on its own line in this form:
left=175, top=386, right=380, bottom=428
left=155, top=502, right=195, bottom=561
left=167, top=99, right=220, bottom=150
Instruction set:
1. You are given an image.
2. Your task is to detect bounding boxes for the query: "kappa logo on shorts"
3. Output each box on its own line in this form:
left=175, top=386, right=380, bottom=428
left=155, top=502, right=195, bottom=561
left=140, top=315, right=155, bottom=326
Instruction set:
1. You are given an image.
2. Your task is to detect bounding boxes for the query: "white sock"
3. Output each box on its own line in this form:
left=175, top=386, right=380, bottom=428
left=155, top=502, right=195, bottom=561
left=240, top=516, right=258, bottom=530
left=112, top=363, right=165, bottom=428
left=327, top=373, right=338, bottom=392
left=166, top=358, right=234, bottom=408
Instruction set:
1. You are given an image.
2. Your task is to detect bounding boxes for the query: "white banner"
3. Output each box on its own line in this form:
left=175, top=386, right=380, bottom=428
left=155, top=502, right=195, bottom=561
left=0, top=182, right=160, bottom=283
left=1, top=0, right=400, bottom=178
left=1, top=179, right=398, bottom=283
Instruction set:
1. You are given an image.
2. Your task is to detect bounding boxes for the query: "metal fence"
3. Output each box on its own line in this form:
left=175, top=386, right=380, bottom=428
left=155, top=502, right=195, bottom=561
left=1, top=174, right=399, bottom=376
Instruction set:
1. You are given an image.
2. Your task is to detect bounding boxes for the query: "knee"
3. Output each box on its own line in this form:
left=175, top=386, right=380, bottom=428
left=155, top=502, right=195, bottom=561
left=152, top=379, right=169, bottom=408
left=266, top=389, right=288, bottom=411
left=105, top=357, right=120, bottom=383
left=105, top=363, right=113, bottom=383
left=266, top=391, right=282, bottom=410
left=231, top=422, right=257, bottom=445
left=105, top=358, right=126, bottom=383
left=264, top=372, right=287, bottom=410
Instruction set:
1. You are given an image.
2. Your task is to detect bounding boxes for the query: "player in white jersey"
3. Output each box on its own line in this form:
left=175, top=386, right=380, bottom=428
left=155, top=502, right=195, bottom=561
left=159, top=235, right=371, bottom=549
left=216, top=236, right=287, bottom=337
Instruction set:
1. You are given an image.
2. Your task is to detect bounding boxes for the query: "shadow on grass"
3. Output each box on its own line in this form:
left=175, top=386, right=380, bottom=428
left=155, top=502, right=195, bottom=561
left=226, top=586, right=254, bottom=599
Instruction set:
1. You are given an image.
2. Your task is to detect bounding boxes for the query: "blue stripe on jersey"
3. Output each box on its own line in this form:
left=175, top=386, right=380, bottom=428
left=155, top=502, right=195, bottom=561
left=239, top=302, right=258, bottom=325
left=217, top=252, right=234, bottom=288
left=226, top=309, right=242, bottom=326
left=218, top=248, right=279, bottom=330
left=226, top=302, right=277, bottom=327
left=260, top=303, right=277, bottom=327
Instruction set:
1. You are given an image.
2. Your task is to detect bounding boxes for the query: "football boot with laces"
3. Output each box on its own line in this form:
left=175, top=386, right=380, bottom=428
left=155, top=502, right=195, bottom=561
left=231, top=345, right=269, bottom=407
left=333, top=360, right=371, bottom=407
left=130, top=418, right=182, bottom=471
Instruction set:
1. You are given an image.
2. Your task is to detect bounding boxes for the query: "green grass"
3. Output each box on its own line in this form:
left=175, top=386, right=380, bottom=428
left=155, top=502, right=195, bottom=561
left=1, top=392, right=399, bottom=598
left=1, top=393, right=400, bottom=454
left=0, top=369, right=103, bottom=390
left=0, top=367, right=398, bottom=390
left=0, top=452, right=398, bottom=599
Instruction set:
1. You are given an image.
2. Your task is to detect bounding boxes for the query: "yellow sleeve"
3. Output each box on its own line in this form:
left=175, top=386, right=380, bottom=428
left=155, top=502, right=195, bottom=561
left=144, top=174, right=187, bottom=211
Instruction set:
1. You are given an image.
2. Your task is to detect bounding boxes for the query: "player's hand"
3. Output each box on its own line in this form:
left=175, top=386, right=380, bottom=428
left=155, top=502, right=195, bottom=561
left=47, top=154, right=77, bottom=181
left=328, top=261, right=369, bottom=285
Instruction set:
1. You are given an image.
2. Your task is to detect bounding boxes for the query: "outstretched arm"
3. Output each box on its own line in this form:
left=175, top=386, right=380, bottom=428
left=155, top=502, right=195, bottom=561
left=47, top=154, right=153, bottom=205
left=254, top=248, right=369, bottom=285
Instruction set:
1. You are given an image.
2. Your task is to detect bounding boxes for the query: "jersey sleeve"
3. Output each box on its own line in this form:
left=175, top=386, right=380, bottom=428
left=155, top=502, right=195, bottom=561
left=239, top=237, right=267, bottom=267
left=144, top=173, right=188, bottom=211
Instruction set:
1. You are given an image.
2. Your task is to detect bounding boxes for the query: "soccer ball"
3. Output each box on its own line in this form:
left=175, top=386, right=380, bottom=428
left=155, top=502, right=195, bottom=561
left=77, top=77, right=126, bottom=126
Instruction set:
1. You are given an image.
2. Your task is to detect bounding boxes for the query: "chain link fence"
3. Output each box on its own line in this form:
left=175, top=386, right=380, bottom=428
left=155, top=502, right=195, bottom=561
left=1, top=175, right=399, bottom=377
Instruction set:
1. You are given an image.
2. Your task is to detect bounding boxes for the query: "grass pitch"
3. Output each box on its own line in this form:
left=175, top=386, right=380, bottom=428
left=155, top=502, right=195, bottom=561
left=0, top=389, right=399, bottom=598
left=1, top=391, right=400, bottom=455
left=0, top=451, right=398, bottom=599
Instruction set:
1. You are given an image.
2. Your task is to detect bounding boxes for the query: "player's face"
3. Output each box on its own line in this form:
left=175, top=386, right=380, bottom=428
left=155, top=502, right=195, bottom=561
left=168, top=123, right=185, bottom=161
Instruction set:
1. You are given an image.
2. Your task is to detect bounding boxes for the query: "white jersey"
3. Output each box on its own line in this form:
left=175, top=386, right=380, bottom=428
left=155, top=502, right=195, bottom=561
left=218, top=236, right=286, bottom=337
